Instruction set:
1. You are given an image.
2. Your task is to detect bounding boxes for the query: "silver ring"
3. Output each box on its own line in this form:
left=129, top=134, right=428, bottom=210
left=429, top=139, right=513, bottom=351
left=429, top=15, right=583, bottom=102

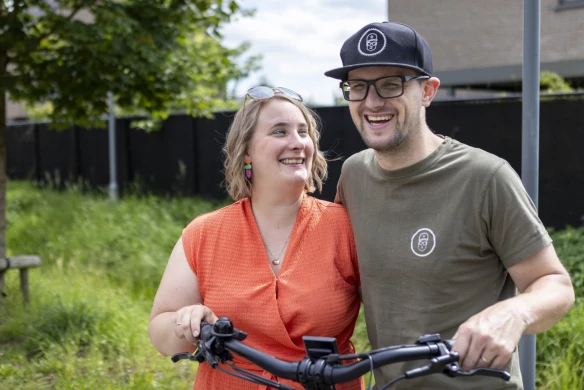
left=176, top=322, right=182, bottom=326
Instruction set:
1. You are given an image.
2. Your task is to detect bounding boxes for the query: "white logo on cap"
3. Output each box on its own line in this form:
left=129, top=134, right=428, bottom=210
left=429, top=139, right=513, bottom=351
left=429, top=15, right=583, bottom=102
left=358, top=28, right=387, bottom=57
left=366, top=33, right=378, bottom=51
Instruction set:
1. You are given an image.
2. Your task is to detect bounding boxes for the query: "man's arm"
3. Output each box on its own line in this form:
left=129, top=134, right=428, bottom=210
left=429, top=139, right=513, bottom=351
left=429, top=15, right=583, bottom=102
left=452, top=243, right=574, bottom=370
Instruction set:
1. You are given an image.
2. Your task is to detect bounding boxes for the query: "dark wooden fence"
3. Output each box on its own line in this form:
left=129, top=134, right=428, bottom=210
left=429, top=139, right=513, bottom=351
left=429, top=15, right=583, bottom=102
left=6, top=95, right=584, bottom=230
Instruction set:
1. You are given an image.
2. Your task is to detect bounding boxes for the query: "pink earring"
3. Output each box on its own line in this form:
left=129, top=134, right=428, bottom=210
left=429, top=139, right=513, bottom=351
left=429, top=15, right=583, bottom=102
left=244, top=160, right=252, bottom=179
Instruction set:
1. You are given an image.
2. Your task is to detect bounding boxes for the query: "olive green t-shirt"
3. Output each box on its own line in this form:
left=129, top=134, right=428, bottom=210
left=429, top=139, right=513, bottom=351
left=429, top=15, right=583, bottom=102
left=338, top=137, right=551, bottom=390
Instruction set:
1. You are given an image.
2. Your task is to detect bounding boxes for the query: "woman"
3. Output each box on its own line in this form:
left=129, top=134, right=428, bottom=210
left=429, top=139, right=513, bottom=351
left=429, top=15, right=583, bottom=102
left=149, top=86, right=363, bottom=389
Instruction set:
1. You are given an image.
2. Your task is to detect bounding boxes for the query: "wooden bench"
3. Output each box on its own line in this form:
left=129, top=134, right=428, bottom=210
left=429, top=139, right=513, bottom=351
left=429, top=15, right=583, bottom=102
left=0, top=256, right=43, bottom=304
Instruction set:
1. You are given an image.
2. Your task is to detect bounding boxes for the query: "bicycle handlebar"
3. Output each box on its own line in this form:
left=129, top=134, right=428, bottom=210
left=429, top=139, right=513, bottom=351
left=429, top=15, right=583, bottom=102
left=172, top=317, right=511, bottom=390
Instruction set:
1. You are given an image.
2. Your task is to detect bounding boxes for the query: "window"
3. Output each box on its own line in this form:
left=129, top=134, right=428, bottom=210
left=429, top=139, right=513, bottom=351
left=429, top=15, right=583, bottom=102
left=556, top=0, right=584, bottom=10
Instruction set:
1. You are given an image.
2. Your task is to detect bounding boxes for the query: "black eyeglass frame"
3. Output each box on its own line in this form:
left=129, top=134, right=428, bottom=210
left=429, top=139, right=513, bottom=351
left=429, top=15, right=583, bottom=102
left=245, top=86, right=303, bottom=102
left=340, top=75, right=430, bottom=102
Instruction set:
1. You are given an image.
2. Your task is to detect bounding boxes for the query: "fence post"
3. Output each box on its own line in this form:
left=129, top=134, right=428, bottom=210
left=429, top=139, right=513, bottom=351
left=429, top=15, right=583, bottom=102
left=519, top=1, right=540, bottom=389
left=108, top=91, right=118, bottom=201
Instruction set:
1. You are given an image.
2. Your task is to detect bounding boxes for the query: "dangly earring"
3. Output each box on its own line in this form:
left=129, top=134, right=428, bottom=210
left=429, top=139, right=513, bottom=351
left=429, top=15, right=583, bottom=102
left=244, top=160, right=252, bottom=179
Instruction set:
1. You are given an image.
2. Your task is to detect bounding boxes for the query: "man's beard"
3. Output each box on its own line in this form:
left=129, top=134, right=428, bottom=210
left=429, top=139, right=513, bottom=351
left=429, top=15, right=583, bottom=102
left=359, top=114, right=418, bottom=153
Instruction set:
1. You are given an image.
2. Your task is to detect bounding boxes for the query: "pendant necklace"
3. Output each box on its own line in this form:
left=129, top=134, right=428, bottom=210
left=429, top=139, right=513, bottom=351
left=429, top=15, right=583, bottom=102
left=261, top=230, right=292, bottom=266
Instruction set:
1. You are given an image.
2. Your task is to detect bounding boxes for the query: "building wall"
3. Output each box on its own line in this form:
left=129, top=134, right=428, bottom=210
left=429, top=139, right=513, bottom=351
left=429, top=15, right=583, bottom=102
left=6, top=95, right=28, bottom=120
left=388, top=0, right=584, bottom=72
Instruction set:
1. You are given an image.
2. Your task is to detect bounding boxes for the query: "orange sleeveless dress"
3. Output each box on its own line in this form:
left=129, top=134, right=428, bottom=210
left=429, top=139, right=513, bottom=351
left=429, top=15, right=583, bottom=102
left=182, top=195, right=363, bottom=390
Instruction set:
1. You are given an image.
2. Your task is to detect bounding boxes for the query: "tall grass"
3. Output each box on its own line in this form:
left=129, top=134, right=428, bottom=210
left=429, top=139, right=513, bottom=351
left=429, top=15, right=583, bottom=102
left=536, top=226, right=584, bottom=389
left=0, top=181, right=582, bottom=389
left=536, top=303, right=584, bottom=389
left=5, top=182, right=228, bottom=298
left=1, top=182, right=227, bottom=389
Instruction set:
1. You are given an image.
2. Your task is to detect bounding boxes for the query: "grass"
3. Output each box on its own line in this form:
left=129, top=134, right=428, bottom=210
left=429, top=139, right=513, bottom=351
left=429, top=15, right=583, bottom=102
left=536, top=303, right=584, bottom=389
left=0, top=181, right=583, bottom=389
left=536, top=225, right=584, bottom=388
left=1, top=182, right=227, bottom=389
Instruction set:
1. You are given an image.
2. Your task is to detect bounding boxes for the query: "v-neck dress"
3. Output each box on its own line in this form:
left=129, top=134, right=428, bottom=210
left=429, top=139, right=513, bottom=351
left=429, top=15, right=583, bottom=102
left=182, top=195, right=363, bottom=389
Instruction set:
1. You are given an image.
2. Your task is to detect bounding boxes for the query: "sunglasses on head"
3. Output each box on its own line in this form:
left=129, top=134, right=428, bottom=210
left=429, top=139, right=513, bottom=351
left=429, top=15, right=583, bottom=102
left=245, top=86, right=303, bottom=102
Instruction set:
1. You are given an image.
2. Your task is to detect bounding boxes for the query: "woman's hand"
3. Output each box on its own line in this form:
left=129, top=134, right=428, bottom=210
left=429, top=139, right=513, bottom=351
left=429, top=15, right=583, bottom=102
left=173, top=304, right=219, bottom=345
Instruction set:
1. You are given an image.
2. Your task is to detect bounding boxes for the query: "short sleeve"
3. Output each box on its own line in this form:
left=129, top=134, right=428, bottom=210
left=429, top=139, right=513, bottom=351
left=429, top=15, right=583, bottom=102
left=327, top=203, right=361, bottom=288
left=349, top=226, right=361, bottom=287
left=335, top=176, right=345, bottom=205
left=481, top=161, right=552, bottom=268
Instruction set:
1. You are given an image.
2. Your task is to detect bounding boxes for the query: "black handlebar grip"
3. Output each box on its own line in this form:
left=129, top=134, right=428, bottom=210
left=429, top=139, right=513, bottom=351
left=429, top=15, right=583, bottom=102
left=199, top=321, right=213, bottom=341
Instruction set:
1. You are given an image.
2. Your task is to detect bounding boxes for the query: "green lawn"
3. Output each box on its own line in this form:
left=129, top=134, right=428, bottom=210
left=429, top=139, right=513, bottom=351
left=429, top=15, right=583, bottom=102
left=0, top=181, right=581, bottom=389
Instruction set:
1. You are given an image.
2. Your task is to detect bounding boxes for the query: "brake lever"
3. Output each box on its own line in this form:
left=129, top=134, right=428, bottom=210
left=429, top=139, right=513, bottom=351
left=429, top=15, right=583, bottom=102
left=172, top=339, right=211, bottom=364
left=171, top=328, right=219, bottom=366
left=445, top=365, right=511, bottom=381
left=171, top=352, right=192, bottom=363
left=404, top=353, right=459, bottom=379
left=440, top=339, right=510, bottom=380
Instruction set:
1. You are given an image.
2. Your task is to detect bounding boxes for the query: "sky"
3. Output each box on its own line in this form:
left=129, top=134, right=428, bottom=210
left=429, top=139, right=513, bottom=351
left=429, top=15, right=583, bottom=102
left=221, top=0, right=387, bottom=107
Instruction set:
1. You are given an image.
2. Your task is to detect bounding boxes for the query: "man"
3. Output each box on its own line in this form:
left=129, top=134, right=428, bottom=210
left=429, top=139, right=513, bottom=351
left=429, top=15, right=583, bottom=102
left=325, top=21, right=574, bottom=389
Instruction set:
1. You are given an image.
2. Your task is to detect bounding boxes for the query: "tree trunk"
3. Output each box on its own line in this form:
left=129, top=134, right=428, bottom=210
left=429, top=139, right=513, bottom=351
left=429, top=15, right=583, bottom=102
left=0, top=92, right=6, bottom=294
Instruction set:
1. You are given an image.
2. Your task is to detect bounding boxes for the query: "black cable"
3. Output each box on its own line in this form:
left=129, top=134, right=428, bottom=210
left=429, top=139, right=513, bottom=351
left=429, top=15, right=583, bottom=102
left=336, top=352, right=375, bottom=389
left=217, top=360, right=297, bottom=389
left=379, top=374, right=406, bottom=390
left=365, top=353, right=374, bottom=390
left=231, top=366, right=293, bottom=389
left=217, top=365, right=294, bottom=389
left=194, top=333, right=294, bottom=390
left=337, top=345, right=404, bottom=361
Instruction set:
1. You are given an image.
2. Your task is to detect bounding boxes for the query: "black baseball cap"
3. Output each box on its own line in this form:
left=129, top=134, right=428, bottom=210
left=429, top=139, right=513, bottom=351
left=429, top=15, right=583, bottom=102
left=324, top=21, right=433, bottom=80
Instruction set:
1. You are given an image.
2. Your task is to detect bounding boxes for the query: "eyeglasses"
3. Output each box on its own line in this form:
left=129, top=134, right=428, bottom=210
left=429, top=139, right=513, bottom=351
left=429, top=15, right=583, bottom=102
left=340, top=75, right=430, bottom=101
left=246, top=86, right=303, bottom=102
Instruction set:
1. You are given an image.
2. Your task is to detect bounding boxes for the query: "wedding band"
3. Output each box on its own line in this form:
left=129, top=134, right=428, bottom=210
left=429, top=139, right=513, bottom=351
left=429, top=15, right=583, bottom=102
left=176, top=322, right=182, bottom=325
left=480, top=356, right=489, bottom=363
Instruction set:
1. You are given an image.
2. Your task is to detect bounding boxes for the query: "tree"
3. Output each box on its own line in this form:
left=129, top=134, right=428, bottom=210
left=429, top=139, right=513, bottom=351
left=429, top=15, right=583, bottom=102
left=0, top=0, right=260, bottom=292
left=540, top=70, right=573, bottom=93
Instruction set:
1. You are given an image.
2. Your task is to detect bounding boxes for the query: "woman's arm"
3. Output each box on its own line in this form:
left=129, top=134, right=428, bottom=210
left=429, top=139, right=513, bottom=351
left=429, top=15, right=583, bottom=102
left=148, top=238, right=218, bottom=356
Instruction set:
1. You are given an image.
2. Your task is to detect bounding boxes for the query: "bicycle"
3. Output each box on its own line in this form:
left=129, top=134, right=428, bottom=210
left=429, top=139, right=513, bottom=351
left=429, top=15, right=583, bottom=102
left=171, top=317, right=511, bottom=390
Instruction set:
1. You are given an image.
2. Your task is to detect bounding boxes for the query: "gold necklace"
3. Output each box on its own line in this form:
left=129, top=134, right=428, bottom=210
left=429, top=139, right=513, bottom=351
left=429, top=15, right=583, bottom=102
left=261, top=230, right=292, bottom=266
left=251, top=205, right=294, bottom=266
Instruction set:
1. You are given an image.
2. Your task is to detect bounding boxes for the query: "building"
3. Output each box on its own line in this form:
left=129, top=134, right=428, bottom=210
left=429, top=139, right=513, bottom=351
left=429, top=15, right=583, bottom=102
left=6, top=97, right=28, bottom=121
left=387, top=0, right=584, bottom=97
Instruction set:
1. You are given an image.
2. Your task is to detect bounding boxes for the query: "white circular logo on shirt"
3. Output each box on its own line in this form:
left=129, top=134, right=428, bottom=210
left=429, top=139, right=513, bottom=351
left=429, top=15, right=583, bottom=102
left=411, top=228, right=436, bottom=257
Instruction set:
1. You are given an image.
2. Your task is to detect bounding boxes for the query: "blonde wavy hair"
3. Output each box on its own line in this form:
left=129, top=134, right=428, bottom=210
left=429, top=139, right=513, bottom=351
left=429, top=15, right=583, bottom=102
left=223, top=94, right=328, bottom=201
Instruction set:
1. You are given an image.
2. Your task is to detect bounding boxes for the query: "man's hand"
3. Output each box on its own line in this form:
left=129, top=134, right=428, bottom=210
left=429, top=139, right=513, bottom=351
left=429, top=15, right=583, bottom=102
left=451, top=302, right=526, bottom=370
left=453, top=244, right=574, bottom=370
